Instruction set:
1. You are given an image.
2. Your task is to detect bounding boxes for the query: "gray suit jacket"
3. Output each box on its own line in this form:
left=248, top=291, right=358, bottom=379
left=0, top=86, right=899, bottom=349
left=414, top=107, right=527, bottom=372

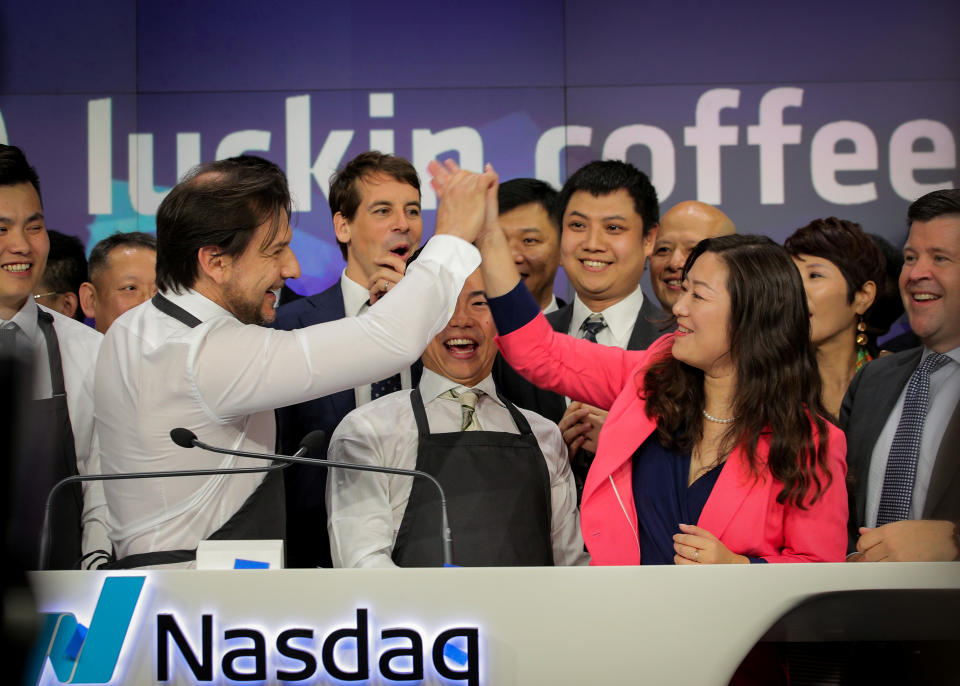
left=840, top=347, right=960, bottom=549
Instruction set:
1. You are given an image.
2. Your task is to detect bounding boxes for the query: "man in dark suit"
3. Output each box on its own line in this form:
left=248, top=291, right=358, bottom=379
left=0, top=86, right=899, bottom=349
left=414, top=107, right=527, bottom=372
left=497, top=178, right=566, bottom=314
left=841, top=188, right=960, bottom=563
left=495, top=160, right=664, bottom=496
left=274, top=151, right=423, bottom=567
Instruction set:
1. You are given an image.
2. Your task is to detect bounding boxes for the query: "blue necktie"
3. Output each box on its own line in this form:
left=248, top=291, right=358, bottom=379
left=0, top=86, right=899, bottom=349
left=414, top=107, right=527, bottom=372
left=580, top=313, right=607, bottom=342
left=876, top=352, right=951, bottom=526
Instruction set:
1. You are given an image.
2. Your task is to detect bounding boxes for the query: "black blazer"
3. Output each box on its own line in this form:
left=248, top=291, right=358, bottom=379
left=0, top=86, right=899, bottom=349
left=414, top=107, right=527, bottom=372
left=840, top=347, right=960, bottom=549
left=273, top=281, right=422, bottom=566
left=493, top=294, right=667, bottom=424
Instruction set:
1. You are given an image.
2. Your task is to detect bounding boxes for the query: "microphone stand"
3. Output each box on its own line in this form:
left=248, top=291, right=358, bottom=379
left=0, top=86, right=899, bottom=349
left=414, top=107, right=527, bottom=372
left=187, top=434, right=455, bottom=568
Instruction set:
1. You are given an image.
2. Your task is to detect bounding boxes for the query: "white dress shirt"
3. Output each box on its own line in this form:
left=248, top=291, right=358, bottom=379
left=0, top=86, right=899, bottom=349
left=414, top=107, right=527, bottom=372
left=865, top=345, right=960, bottom=526
left=567, top=286, right=645, bottom=348
left=340, top=271, right=413, bottom=407
left=95, top=235, right=479, bottom=565
left=326, top=368, right=589, bottom=568
left=2, top=298, right=109, bottom=564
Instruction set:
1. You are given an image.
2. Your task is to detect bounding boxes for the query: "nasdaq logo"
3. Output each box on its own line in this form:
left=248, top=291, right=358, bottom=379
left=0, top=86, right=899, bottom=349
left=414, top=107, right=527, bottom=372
left=25, top=576, right=145, bottom=685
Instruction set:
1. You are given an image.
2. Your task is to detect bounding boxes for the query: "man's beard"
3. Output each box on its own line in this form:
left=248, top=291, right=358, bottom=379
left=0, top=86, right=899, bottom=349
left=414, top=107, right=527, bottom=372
left=223, top=281, right=272, bottom=326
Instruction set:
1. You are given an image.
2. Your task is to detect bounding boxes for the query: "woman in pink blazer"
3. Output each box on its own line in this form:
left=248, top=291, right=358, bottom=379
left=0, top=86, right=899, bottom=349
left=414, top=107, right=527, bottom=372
left=485, top=233, right=848, bottom=565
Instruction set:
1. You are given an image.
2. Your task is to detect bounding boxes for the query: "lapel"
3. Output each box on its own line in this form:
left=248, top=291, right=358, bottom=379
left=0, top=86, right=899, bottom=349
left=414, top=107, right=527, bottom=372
left=627, top=297, right=667, bottom=351
left=922, top=395, right=960, bottom=519
left=851, top=349, right=921, bottom=524
left=546, top=302, right=573, bottom=334
left=699, top=442, right=767, bottom=539
left=297, top=282, right=356, bottom=417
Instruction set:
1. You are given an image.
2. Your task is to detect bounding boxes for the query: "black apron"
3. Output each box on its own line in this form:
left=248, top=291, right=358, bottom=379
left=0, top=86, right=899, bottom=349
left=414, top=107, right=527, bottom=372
left=15, top=309, right=84, bottom=569
left=391, top=388, right=554, bottom=567
left=101, top=294, right=285, bottom=569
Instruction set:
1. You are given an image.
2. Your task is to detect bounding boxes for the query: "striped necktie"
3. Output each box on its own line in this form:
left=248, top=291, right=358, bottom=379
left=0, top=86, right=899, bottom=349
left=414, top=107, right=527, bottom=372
left=444, top=388, right=483, bottom=431
left=579, top=313, right=607, bottom=342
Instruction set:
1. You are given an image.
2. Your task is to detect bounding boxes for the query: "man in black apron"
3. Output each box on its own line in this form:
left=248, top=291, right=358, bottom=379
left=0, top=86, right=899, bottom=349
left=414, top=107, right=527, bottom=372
left=94, top=155, right=491, bottom=568
left=327, top=269, right=588, bottom=568
left=1, top=144, right=108, bottom=570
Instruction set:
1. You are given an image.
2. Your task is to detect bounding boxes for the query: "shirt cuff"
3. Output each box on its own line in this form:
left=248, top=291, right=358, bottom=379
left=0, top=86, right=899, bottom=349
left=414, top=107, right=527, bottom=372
left=488, top=280, right=540, bottom=335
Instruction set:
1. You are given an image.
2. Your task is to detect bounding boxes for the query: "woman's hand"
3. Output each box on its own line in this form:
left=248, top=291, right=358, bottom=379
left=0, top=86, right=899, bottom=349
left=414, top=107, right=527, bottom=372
left=672, top=523, right=750, bottom=564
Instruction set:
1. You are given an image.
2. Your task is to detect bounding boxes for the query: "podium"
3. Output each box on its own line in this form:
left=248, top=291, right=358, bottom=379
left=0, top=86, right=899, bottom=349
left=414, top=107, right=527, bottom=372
left=27, top=562, right=960, bottom=685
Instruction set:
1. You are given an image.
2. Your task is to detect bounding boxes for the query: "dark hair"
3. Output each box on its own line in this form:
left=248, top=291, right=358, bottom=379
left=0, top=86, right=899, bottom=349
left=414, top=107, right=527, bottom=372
left=39, top=230, right=87, bottom=321
left=88, top=231, right=157, bottom=284
left=907, top=188, right=960, bottom=223
left=0, top=144, right=42, bottom=203
left=784, top=217, right=887, bottom=352
left=328, top=151, right=420, bottom=260
left=555, top=160, right=659, bottom=235
left=498, top=178, right=560, bottom=233
left=155, top=155, right=291, bottom=293
left=865, top=233, right=905, bottom=337
left=642, top=235, right=830, bottom=508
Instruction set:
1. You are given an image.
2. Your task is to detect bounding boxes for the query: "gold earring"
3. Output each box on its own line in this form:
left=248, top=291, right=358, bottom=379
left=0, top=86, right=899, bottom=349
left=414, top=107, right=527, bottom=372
left=856, top=318, right=868, bottom=347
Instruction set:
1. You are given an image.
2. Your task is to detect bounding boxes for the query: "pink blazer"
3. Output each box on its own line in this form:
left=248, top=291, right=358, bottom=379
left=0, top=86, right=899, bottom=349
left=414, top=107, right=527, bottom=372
left=497, top=314, right=849, bottom=564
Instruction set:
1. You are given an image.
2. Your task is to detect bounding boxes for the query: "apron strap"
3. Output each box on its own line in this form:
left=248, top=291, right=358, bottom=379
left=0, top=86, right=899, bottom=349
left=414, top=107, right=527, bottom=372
left=152, top=293, right=203, bottom=328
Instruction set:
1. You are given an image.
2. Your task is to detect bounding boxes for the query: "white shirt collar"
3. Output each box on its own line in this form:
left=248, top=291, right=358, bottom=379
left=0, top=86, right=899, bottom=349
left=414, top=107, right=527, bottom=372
left=570, top=285, right=644, bottom=341
left=2, top=296, right=41, bottom=342
left=418, top=367, right=503, bottom=407
left=340, top=270, right=370, bottom=318
left=160, top=288, right=234, bottom=323
left=543, top=293, right=560, bottom=315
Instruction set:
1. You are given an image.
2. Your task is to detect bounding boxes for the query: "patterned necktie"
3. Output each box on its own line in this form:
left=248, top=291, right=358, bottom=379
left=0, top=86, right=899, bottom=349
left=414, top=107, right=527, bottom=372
left=876, top=352, right=951, bottom=526
left=580, top=313, right=607, bottom=342
left=371, top=373, right=402, bottom=400
left=444, top=388, right=483, bottom=431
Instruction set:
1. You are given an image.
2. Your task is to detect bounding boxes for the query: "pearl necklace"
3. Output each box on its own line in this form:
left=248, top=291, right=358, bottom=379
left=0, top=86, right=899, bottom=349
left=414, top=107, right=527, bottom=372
left=702, top=409, right=736, bottom=424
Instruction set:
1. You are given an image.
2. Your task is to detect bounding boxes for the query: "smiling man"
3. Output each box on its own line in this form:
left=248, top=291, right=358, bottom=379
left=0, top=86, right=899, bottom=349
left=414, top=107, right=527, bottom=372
left=649, top=200, right=735, bottom=313
left=842, top=188, right=960, bottom=563
left=495, top=160, right=664, bottom=499
left=327, top=269, right=586, bottom=568
left=94, top=154, right=490, bottom=568
left=273, top=151, right=425, bottom=567
left=0, top=144, right=106, bottom=570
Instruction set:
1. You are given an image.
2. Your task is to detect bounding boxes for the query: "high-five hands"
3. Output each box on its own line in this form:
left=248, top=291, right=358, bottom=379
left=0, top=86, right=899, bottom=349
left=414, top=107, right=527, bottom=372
left=427, top=159, right=498, bottom=245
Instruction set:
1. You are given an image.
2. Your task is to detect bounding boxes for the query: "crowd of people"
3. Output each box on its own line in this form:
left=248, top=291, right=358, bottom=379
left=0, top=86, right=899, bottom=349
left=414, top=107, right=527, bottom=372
left=1, top=141, right=957, bottom=577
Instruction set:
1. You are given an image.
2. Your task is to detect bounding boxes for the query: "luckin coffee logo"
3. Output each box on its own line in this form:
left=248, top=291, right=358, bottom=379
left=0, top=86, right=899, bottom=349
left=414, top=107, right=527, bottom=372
left=25, top=576, right=145, bottom=685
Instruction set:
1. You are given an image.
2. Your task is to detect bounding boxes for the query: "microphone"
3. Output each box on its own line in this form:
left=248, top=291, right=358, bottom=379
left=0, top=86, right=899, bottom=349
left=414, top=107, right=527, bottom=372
left=175, top=428, right=455, bottom=567
left=36, top=437, right=307, bottom=571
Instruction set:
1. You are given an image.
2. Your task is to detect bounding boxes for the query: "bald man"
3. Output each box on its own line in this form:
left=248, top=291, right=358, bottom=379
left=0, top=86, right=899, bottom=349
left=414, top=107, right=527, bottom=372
left=648, top=200, right=735, bottom=312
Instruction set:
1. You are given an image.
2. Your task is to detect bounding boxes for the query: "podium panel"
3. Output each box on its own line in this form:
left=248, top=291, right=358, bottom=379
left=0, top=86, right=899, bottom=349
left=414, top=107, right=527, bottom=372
left=27, top=563, right=960, bottom=685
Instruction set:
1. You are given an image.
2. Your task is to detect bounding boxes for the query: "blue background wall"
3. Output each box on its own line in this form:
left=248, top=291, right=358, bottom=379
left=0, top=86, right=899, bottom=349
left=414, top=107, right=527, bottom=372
left=1, top=0, right=957, bottom=296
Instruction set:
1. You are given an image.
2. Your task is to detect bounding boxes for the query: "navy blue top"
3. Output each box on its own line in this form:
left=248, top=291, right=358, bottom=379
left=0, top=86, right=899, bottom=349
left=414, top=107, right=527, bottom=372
left=488, top=280, right=541, bottom=335
left=631, top=434, right=766, bottom=565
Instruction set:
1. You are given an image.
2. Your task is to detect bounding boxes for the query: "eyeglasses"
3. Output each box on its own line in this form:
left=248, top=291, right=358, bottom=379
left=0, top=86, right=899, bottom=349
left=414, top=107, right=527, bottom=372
left=34, top=291, right=65, bottom=300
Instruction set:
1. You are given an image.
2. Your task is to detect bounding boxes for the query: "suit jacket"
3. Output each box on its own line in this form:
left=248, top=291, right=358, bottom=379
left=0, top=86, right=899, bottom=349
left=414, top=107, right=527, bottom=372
left=493, top=293, right=667, bottom=423
left=498, top=314, right=849, bottom=564
left=273, top=281, right=422, bottom=567
left=840, top=347, right=960, bottom=549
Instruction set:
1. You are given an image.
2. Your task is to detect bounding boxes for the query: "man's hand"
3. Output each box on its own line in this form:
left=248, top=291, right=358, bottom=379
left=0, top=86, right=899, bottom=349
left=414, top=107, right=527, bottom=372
left=851, top=520, right=959, bottom=562
left=427, top=159, right=497, bottom=244
left=367, top=253, right=407, bottom=305
left=558, top=402, right=607, bottom=459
